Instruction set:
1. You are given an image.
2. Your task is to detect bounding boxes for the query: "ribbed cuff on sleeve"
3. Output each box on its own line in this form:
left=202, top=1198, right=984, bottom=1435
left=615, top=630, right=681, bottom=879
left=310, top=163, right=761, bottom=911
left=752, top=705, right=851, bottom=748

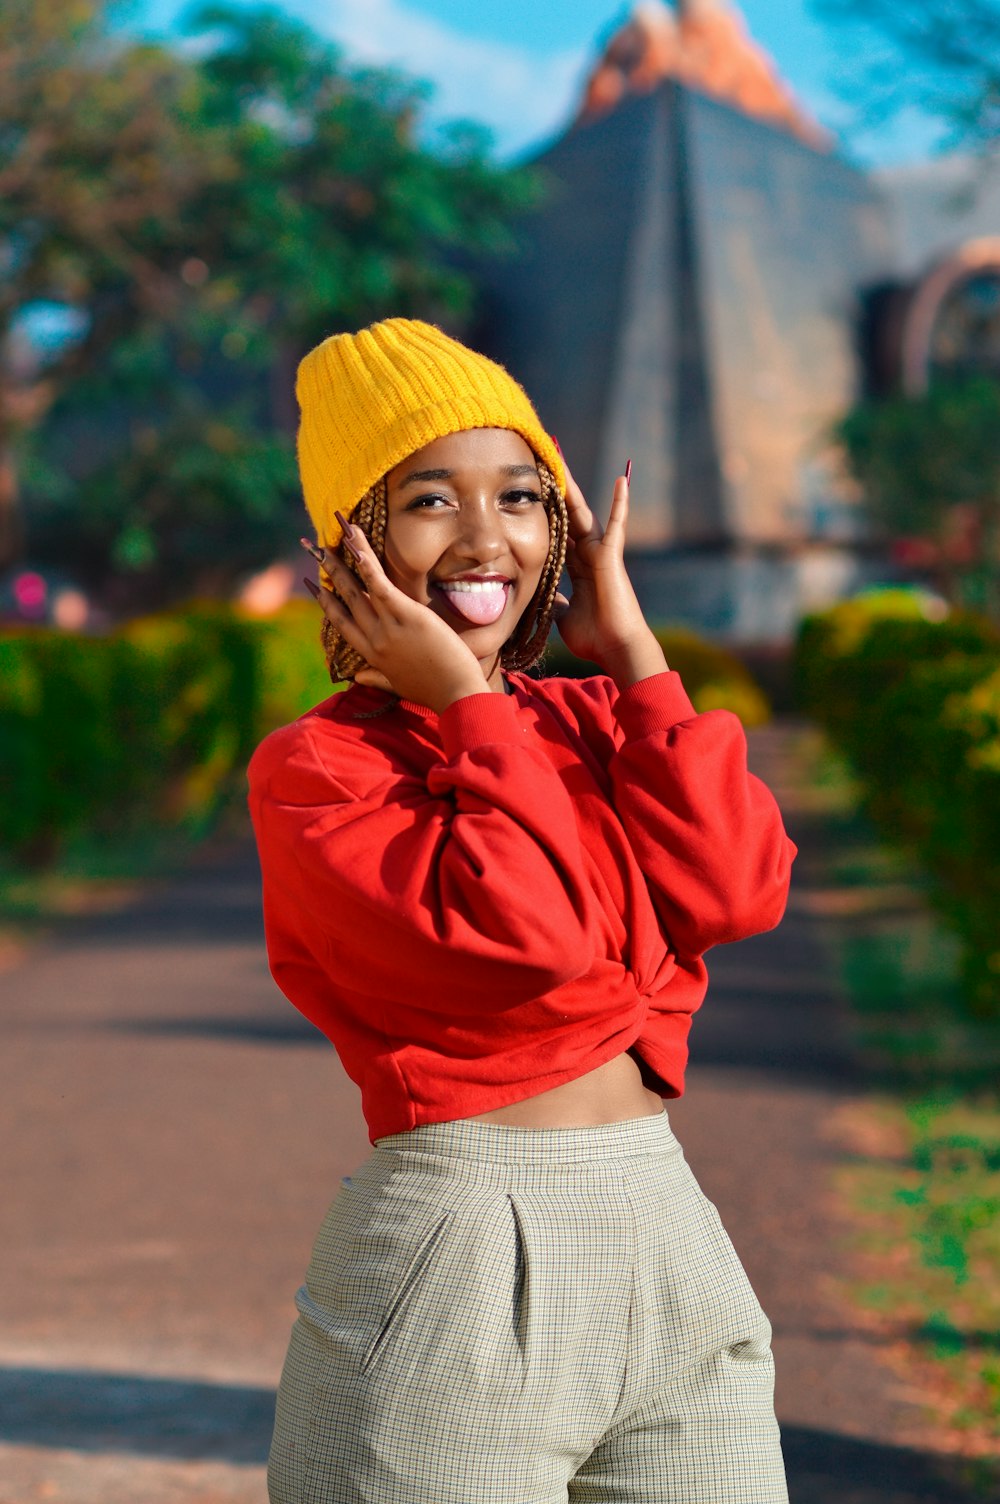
left=612, top=671, right=698, bottom=741
left=438, top=691, right=525, bottom=760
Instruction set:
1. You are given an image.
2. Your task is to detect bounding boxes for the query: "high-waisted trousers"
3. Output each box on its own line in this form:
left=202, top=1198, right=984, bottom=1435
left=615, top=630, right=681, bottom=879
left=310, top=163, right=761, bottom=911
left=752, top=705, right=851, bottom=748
left=268, top=1109, right=788, bottom=1504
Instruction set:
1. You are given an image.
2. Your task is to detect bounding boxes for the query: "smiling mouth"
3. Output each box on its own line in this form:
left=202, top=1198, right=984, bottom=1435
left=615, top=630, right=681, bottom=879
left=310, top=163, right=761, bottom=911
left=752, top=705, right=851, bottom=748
left=432, top=579, right=512, bottom=626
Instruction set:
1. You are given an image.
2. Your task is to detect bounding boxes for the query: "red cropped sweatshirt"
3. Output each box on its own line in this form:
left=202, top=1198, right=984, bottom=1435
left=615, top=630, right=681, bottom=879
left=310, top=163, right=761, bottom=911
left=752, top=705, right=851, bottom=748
left=247, top=668, right=796, bottom=1142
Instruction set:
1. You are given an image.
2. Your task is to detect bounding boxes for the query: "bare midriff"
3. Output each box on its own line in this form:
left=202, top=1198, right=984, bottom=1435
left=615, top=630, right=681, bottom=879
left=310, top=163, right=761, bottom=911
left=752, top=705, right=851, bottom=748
left=463, top=1050, right=664, bottom=1128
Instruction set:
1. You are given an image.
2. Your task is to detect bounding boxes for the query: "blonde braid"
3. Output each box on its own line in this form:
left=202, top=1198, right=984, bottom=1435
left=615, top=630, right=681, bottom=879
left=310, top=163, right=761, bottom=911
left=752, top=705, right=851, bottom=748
left=500, top=463, right=567, bottom=672
left=320, top=459, right=568, bottom=687
left=320, top=476, right=389, bottom=685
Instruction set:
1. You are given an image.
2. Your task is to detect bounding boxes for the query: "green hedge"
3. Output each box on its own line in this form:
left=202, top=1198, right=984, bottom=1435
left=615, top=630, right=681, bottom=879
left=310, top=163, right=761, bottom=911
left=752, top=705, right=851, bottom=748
left=794, top=591, right=1000, bottom=1015
left=0, top=602, right=768, bottom=866
left=0, top=600, right=333, bottom=864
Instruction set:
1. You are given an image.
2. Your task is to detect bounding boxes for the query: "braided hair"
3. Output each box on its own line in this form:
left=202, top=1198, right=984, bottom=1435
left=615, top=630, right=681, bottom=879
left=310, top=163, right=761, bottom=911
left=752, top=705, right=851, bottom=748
left=320, top=460, right=568, bottom=692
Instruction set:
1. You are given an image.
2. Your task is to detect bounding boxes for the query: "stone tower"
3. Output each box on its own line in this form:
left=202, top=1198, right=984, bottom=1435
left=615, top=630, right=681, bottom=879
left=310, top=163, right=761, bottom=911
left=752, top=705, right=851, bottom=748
left=477, top=1, right=896, bottom=639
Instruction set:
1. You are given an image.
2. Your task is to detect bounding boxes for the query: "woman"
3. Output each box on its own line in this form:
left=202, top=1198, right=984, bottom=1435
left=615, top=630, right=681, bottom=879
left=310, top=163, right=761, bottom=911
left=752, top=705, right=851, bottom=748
left=248, top=317, right=796, bottom=1504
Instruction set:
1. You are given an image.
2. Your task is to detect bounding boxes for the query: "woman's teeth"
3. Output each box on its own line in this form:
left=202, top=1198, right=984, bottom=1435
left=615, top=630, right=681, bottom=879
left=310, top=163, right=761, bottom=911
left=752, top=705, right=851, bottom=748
left=435, top=580, right=510, bottom=626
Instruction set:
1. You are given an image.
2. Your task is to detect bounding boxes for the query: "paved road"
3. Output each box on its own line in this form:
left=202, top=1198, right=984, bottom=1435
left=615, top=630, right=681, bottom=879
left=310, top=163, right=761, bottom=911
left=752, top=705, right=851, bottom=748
left=0, top=722, right=973, bottom=1502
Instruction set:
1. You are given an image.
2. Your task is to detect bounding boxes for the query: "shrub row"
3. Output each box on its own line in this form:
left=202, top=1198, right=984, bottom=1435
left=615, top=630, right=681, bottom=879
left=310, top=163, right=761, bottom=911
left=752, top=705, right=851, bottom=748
left=794, top=591, right=1000, bottom=1016
left=0, top=599, right=333, bottom=864
left=0, top=602, right=769, bottom=866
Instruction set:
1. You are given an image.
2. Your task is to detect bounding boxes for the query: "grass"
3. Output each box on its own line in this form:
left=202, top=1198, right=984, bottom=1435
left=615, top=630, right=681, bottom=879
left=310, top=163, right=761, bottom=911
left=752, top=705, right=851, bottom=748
left=800, top=734, right=1000, bottom=1483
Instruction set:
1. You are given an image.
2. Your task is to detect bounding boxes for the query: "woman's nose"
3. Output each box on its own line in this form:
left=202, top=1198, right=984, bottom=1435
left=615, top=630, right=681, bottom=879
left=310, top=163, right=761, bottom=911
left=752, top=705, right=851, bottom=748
left=452, top=503, right=507, bottom=561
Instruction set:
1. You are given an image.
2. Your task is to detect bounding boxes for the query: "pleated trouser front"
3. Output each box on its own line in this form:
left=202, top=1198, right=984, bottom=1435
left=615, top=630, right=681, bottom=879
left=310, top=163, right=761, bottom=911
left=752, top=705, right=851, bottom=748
left=267, top=1109, right=788, bottom=1504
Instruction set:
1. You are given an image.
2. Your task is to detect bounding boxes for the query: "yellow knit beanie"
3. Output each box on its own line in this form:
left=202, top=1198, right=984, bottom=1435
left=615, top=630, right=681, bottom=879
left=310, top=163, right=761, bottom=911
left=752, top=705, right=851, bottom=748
left=296, top=318, right=565, bottom=548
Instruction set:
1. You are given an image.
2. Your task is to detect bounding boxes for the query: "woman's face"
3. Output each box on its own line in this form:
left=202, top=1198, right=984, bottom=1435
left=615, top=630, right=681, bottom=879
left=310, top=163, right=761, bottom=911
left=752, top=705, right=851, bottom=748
left=383, top=427, right=550, bottom=676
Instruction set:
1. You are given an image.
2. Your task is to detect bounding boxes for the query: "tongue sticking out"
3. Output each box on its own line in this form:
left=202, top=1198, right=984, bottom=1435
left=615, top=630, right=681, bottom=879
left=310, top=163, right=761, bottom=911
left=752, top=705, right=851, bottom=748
left=438, top=583, right=509, bottom=626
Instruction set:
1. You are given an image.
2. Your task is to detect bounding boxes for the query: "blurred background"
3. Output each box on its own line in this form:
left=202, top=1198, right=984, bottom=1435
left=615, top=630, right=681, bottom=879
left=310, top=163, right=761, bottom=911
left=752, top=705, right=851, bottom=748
left=1, top=3, right=998, bottom=1501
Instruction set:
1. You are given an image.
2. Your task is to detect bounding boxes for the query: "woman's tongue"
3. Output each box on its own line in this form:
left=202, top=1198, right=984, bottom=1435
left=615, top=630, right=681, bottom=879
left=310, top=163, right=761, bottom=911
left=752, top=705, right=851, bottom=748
left=437, top=581, right=509, bottom=626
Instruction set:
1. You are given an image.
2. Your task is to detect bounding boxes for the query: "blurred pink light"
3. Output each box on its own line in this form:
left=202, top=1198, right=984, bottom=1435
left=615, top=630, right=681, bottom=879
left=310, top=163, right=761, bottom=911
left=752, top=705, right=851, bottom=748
left=14, top=571, right=47, bottom=611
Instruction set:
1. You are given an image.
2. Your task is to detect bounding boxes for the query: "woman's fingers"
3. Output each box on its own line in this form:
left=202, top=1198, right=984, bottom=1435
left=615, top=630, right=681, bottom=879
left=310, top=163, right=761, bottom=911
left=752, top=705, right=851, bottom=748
left=302, top=539, right=381, bottom=664
left=561, top=452, right=630, bottom=552
left=561, top=456, right=601, bottom=545
left=322, top=525, right=402, bottom=627
left=323, top=556, right=379, bottom=630
left=330, top=525, right=407, bottom=620
left=304, top=576, right=368, bottom=652
left=602, top=473, right=630, bottom=551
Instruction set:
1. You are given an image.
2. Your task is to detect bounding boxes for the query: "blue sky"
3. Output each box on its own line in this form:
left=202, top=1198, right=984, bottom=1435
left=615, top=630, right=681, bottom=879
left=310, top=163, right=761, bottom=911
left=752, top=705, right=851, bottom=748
left=131, top=0, right=946, bottom=168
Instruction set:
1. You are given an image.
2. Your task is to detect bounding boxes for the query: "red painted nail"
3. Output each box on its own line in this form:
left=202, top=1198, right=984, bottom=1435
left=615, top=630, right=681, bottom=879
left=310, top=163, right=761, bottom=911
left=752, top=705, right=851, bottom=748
left=551, top=434, right=562, bottom=455
left=625, top=458, right=632, bottom=485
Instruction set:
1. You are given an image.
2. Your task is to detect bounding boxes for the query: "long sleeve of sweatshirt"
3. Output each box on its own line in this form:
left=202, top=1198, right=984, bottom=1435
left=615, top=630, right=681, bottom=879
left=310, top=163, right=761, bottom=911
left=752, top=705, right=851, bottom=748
left=247, top=690, right=602, bottom=1015
left=603, top=671, right=797, bottom=956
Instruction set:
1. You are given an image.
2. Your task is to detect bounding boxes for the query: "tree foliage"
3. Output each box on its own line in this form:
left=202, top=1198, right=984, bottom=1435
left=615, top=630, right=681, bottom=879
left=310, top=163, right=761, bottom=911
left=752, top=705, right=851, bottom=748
left=0, top=0, right=208, bottom=568
left=814, top=0, right=1000, bottom=153
left=836, top=377, right=1000, bottom=616
left=182, top=4, right=536, bottom=350
left=7, top=2, right=538, bottom=609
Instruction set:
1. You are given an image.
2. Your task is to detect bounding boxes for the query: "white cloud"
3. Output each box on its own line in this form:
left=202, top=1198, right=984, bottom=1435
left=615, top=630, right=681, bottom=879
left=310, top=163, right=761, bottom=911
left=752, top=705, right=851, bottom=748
left=291, top=0, right=590, bottom=158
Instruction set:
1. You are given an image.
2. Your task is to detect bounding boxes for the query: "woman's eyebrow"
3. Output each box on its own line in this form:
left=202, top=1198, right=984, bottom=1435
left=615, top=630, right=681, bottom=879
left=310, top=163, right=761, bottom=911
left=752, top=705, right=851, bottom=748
left=398, top=468, right=453, bottom=487
left=397, top=463, right=539, bottom=487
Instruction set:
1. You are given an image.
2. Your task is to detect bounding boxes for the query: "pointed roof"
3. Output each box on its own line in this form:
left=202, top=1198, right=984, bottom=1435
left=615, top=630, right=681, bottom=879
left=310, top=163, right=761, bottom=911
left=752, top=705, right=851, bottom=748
left=578, top=0, right=830, bottom=149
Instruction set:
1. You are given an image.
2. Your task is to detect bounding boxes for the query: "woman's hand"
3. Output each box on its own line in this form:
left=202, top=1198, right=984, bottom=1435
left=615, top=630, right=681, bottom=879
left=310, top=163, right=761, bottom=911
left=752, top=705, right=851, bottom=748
left=303, top=526, right=490, bottom=714
left=555, top=457, right=668, bottom=689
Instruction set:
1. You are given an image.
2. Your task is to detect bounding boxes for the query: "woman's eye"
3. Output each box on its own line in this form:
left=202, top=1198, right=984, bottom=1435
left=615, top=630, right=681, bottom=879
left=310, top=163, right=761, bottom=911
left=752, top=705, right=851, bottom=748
left=503, top=489, right=542, bottom=505
left=407, top=493, right=450, bottom=510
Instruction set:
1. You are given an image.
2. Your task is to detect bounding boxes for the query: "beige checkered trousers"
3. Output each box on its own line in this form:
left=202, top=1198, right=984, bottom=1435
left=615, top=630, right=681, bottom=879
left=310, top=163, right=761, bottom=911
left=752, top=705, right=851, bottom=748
left=268, top=1109, right=788, bottom=1503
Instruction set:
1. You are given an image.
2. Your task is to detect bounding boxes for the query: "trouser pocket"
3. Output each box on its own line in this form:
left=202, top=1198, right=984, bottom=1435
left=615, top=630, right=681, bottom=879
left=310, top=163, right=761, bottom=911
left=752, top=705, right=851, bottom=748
left=295, top=1170, right=460, bottom=1371
left=361, top=1209, right=454, bottom=1373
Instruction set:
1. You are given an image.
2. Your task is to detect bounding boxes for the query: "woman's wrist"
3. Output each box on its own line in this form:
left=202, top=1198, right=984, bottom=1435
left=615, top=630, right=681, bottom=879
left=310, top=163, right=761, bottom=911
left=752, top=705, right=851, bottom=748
left=429, top=678, right=494, bottom=716
left=600, top=632, right=669, bottom=692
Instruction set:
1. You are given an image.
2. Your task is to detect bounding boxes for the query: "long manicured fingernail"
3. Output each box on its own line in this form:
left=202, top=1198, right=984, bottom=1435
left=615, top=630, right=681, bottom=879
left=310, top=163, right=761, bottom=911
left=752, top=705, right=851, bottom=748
left=551, top=434, right=562, bottom=454
left=625, top=458, right=632, bottom=485
left=334, top=509, right=363, bottom=561
left=303, top=577, right=321, bottom=599
left=299, top=536, right=325, bottom=563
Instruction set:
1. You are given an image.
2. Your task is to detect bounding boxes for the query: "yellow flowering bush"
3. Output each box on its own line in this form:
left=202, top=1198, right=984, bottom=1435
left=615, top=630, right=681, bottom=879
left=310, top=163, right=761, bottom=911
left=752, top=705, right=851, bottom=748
left=795, top=592, right=1000, bottom=1015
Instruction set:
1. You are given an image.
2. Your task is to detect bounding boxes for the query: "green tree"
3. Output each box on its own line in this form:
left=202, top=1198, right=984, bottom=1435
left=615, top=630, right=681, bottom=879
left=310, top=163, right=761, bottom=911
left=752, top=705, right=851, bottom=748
left=836, top=377, right=1000, bottom=616
left=814, top=0, right=1000, bottom=153
left=0, top=0, right=212, bottom=571
left=21, top=3, right=539, bottom=610
left=188, top=4, right=532, bottom=343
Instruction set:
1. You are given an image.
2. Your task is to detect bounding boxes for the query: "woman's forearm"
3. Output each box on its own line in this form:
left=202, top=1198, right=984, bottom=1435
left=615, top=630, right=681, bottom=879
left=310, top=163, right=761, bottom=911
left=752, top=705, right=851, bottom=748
left=600, top=630, right=670, bottom=692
